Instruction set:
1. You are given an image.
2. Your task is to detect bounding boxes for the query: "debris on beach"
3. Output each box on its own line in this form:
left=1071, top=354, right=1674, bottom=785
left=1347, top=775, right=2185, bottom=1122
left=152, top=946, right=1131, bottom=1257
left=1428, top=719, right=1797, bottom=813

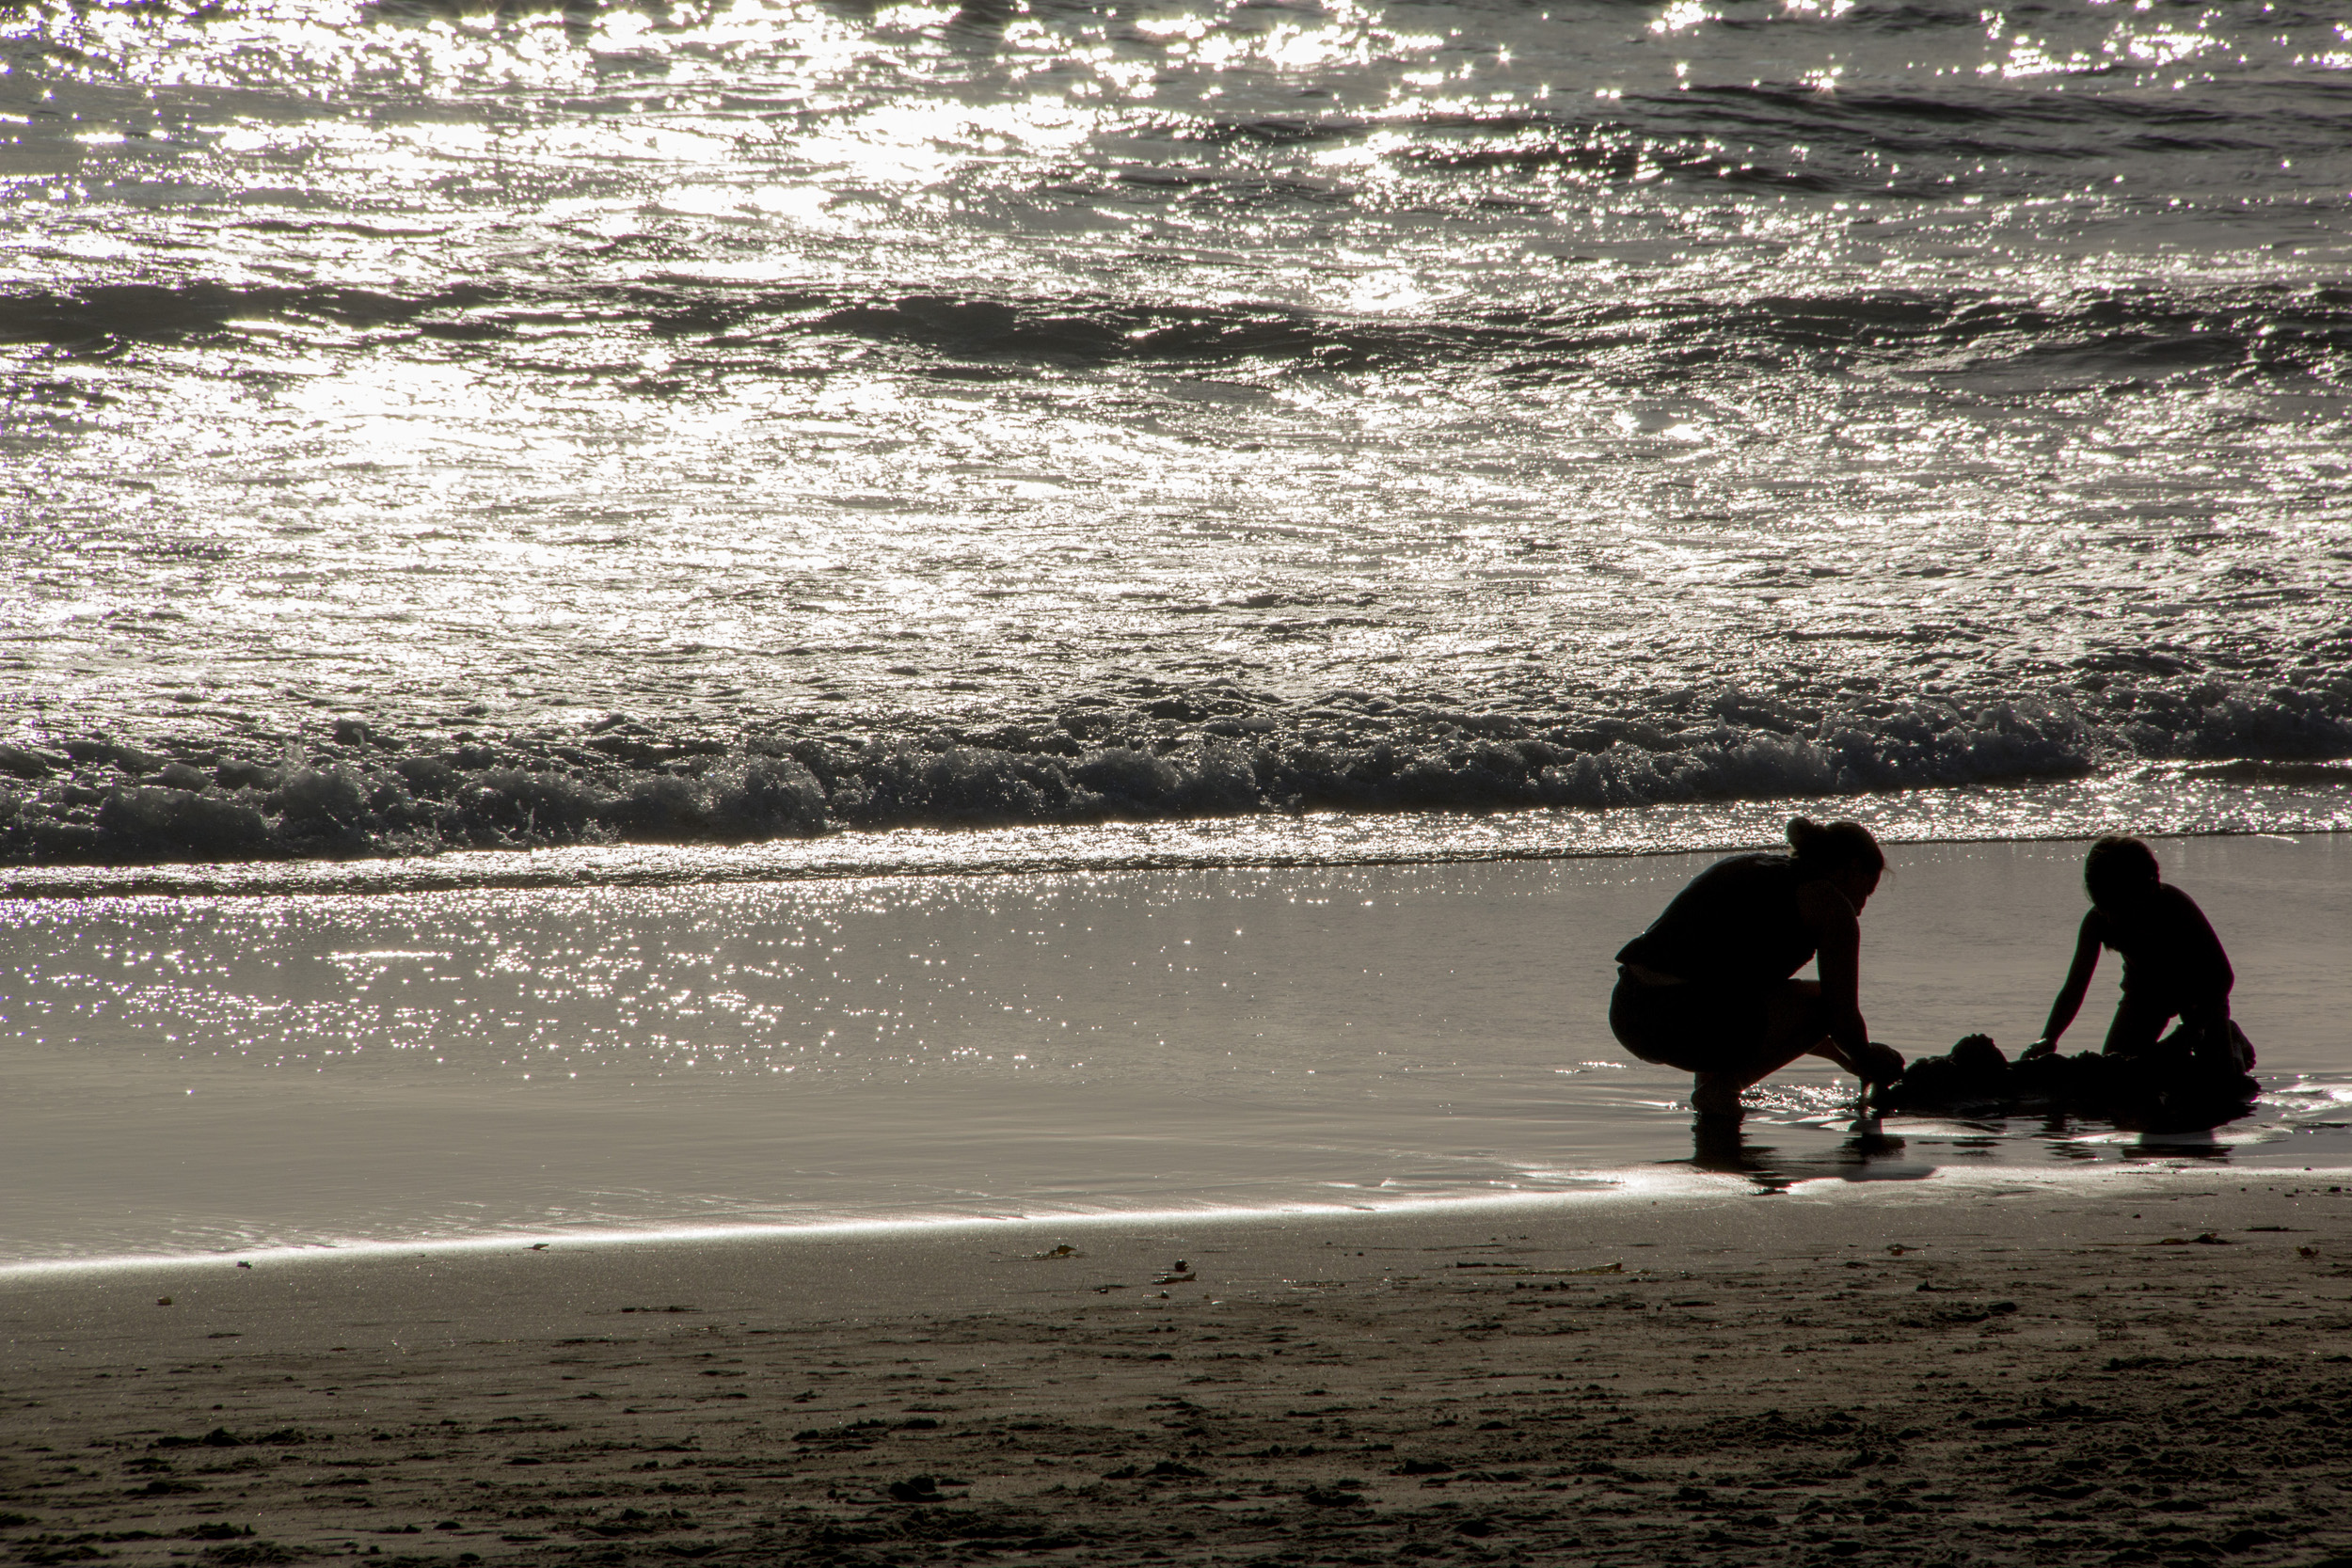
left=885, top=1476, right=965, bottom=1504
left=1102, top=1461, right=1207, bottom=1481
left=1873, top=1029, right=2259, bottom=1130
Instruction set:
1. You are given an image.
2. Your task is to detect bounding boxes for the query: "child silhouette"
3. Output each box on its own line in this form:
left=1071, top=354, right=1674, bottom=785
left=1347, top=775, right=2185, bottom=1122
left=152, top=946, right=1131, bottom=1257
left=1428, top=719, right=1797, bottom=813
left=2021, top=836, right=2248, bottom=1072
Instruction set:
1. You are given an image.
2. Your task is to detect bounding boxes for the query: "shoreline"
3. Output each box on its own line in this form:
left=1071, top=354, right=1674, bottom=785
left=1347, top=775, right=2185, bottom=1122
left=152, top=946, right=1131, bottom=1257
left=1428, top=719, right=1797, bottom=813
left=4, top=833, right=2346, bottom=1272
left=1, top=789, right=2345, bottom=903
left=8, top=1151, right=2352, bottom=1286
left=4, top=1179, right=2347, bottom=1567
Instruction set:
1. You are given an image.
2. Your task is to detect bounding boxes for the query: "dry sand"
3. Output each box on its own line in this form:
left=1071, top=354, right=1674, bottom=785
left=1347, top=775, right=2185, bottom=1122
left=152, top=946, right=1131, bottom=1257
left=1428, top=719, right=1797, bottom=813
left=4, top=1175, right=2349, bottom=1568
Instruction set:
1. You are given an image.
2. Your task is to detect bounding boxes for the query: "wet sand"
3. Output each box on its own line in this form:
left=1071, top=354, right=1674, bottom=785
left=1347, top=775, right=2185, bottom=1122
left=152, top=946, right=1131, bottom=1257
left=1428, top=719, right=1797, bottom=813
left=5, top=1174, right=2349, bottom=1567
left=6, top=832, right=2350, bottom=1264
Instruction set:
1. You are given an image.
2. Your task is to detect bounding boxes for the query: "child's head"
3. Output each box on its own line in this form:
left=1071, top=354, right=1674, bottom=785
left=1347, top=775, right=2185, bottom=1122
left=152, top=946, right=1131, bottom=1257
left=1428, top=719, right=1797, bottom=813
left=2084, top=835, right=2161, bottom=911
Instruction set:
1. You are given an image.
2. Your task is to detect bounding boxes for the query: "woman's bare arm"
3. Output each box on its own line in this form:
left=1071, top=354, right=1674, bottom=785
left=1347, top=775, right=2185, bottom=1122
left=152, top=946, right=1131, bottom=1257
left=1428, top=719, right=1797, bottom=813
left=1799, top=882, right=1870, bottom=1065
left=2023, top=912, right=2104, bottom=1059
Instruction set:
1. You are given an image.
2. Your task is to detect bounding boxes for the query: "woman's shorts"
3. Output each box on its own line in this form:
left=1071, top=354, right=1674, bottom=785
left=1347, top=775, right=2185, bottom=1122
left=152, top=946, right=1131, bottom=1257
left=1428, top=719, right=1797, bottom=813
left=1608, top=969, right=1770, bottom=1075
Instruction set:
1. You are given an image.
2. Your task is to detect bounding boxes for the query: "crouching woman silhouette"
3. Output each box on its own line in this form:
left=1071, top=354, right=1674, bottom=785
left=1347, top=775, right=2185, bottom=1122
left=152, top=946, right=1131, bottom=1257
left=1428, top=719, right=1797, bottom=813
left=1608, top=817, right=1901, bottom=1119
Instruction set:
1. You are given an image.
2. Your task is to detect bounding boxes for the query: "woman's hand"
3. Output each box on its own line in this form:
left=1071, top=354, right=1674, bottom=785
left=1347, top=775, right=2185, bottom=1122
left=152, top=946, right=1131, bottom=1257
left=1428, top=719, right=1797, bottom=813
left=2020, top=1037, right=2057, bottom=1061
left=1857, top=1040, right=1905, bottom=1086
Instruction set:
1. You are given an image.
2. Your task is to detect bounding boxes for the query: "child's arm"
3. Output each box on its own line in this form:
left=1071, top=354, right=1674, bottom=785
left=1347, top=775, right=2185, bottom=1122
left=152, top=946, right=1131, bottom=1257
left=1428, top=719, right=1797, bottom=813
left=2021, top=911, right=2104, bottom=1060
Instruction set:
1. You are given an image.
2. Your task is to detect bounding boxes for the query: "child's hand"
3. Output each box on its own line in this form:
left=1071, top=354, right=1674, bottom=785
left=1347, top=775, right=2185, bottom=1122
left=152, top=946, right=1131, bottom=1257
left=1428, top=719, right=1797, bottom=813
left=2020, top=1037, right=2056, bottom=1061
left=1857, top=1041, right=1905, bottom=1086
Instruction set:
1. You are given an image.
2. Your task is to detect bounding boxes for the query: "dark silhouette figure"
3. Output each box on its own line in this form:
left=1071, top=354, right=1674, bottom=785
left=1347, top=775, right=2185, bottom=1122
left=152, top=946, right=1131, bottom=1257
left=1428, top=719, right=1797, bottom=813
left=1876, top=837, right=2254, bottom=1132
left=2021, top=836, right=2244, bottom=1069
left=1610, top=817, right=1902, bottom=1118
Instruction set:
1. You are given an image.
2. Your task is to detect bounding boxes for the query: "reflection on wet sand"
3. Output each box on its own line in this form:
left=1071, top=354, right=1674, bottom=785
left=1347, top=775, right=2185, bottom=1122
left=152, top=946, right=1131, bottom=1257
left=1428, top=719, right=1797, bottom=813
left=1688, top=1111, right=2249, bottom=1193
left=2118, top=1129, right=2231, bottom=1162
left=1995, top=1112, right=2236, bottom=1164
left=1685, top=1116, right=1937, bottom=1195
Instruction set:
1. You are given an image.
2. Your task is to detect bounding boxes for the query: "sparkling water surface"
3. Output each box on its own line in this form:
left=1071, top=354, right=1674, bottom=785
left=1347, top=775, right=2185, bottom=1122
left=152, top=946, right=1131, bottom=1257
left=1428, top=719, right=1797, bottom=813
left=3, top=0, right=2349, bottom=866
left=4, top=2, right=2349, bottom=1262
left=3, top=834, right=2344, bottom=1266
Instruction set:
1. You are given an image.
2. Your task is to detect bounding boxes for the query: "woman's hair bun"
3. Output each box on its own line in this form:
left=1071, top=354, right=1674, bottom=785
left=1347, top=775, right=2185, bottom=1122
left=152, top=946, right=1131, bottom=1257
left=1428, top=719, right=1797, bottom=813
left=1788, top=816, right=1884, bottom=877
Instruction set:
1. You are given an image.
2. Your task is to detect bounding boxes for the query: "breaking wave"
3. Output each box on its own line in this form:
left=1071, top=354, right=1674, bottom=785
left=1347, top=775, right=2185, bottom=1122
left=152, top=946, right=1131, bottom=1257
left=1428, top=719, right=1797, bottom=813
left=3, top=679, right=2345, bottom=869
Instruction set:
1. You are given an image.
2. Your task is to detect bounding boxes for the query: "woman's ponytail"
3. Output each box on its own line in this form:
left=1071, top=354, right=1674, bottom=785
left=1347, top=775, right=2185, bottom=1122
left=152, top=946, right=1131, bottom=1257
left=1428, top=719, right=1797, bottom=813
left=1788, top=816, right=1884, bottom=879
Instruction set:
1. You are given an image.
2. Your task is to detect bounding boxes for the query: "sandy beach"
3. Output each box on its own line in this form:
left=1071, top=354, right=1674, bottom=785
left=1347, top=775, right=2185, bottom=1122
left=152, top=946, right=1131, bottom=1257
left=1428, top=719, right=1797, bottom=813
left=6, top=1175, right=2348, bottom=1567
left=6, top=836, right=2350, bottom=1564
left=12, top=1, right=2352, bottom=1562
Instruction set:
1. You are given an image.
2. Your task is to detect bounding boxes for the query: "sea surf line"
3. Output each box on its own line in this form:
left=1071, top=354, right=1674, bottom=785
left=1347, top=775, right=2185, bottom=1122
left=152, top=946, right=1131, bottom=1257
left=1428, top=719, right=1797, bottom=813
left=0, top=1159, right=2317, bottom=1285
left=3, top=773, right=2349, bottom=903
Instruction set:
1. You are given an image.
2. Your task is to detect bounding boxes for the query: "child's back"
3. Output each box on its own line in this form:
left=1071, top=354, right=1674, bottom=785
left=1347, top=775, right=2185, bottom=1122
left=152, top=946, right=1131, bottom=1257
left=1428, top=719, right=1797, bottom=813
left=2090, top=879, right=2233, bottom=1022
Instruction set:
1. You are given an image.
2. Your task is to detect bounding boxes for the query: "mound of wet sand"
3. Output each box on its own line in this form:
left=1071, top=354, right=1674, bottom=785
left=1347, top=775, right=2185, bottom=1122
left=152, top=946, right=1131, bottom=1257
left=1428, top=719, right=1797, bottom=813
left=1877, top=1033, right=2260, bottom=1132
left=3, top=1180, right=2348, bottom=1567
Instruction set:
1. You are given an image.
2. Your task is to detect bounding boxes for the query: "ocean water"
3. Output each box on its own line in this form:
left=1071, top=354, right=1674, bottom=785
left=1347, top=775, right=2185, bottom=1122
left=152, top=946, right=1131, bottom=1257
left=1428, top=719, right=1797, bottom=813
left=2, top=0, right=2349, bottom=865
left=4, top=2, right=2350, bottom=1263
left=3, top=835, right=2346, bottom=1266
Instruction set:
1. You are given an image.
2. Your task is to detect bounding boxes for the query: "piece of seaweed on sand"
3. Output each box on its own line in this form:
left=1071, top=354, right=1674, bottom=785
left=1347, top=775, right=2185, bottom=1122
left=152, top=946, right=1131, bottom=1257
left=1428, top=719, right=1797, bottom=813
left=1873, top=1029, right=2258, bottom=1132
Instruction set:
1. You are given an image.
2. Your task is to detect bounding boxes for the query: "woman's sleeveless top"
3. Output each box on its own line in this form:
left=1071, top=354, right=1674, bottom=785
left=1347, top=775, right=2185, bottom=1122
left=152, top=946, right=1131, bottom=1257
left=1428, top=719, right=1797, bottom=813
left=1614, top=853, right=1818, bottom=991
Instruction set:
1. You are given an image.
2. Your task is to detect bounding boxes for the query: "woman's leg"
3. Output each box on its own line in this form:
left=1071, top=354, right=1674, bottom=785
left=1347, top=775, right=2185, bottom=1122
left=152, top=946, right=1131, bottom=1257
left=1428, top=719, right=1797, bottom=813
left=1690, top=1073, right=1746, bottom=1117
left=1692, top=980, right=1834, bottom=1114
left=1756, top=978, right=1839, bottom=1076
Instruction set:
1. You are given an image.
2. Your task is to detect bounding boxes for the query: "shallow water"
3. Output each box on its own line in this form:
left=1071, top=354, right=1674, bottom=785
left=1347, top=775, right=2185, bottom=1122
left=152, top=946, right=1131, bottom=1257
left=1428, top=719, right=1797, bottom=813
left=4, top=0, right=2350, bottom=867
left=7, top=2, right=2349, bottom=1265
left=4, top=832, right=2344, bottom=1266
